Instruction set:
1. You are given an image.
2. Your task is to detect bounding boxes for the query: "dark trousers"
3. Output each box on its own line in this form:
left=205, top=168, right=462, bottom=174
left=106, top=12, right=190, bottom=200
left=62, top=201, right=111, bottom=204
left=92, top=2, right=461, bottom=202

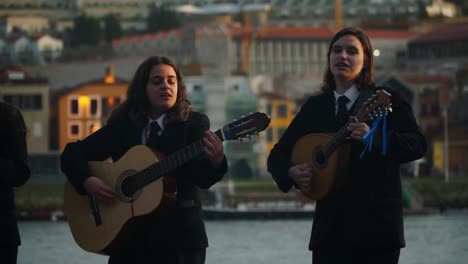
left=312, top=246, right=400, bottom=264
left=108, top=248, right=206, bottom=264
left=1, top=246, right=18, bottom=264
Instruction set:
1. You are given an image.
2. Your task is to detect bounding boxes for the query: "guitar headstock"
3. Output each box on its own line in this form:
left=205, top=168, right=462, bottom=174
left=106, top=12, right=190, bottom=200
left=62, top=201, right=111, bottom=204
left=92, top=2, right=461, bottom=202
left=220, top=112, right=271, bottom=141
left=356, top=89, right=392, bottom=123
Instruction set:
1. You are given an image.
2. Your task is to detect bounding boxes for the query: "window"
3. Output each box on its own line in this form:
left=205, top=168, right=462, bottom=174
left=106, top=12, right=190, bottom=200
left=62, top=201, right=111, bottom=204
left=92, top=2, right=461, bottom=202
left=3, top=94, right=42, bottom=110
left=277, top=103, right=288, bottom=118
left=88, top=95, right=101, bottom=118
left=266, top=103, right=273, bottom=117
left=101, top=96, right=122, bottom=119
left=194, top=85, right=203, bottom=92
left=91, top=99, right=98, bottom=115
left=87, top=121, right=102, bottom=135
left=266, top=128, right=273, bottom=141
left=68, top=96, right=80, bottom=117
left=68, top=121, right=82, bottom=139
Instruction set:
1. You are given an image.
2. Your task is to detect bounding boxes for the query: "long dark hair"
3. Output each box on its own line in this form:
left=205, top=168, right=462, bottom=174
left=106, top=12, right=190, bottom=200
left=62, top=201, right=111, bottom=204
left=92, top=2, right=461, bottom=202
left=321, top=27, right=375, bottom=93
left=110, top=56, right=191, bottom=128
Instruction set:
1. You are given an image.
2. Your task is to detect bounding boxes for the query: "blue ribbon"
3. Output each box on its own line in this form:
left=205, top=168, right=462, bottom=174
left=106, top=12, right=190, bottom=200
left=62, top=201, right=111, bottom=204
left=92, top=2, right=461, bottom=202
left=360, top=110, right=388, bottom=159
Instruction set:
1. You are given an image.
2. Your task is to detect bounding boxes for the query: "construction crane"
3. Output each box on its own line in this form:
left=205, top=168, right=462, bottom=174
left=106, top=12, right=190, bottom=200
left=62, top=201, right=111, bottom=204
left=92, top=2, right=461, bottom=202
left=335, top=0, right=343, bottom=31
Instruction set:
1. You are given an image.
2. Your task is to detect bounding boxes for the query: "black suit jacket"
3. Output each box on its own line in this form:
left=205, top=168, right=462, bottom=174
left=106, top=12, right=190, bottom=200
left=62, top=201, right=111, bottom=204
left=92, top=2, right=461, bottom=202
left=60, top=111, right=227, bottom=251
left=267, top=86, right=427, bottom=250
left=0, top=102, right=31, bottom=246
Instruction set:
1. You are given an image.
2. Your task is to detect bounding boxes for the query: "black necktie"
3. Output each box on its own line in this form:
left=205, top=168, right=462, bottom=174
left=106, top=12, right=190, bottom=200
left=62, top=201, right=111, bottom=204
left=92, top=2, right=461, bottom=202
left=146, top=122, right=161, bottom=149
left=336, top=95, right=350, bottom=128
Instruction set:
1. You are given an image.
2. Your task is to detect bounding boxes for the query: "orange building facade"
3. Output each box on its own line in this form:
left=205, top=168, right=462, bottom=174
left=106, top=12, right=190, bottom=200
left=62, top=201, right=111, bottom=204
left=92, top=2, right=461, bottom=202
left=55, top=68, right=128, bottom=150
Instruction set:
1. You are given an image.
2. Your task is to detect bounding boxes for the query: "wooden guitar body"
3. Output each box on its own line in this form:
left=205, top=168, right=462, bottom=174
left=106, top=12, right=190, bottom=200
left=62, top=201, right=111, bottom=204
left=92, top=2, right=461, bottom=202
left=64, top=145, right=166, bottom=255
left=291, top=134, right=350, bottom=200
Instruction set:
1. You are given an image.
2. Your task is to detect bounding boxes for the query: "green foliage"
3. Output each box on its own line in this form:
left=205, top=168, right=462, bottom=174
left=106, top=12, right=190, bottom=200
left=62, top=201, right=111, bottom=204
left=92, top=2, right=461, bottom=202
left=417, top=0, right=429, bottom=19
left=15, top=184, right=64, bottom=211
left=146, top=6, right=182, bottom=33
left=231, top=159, right=253, bottom=180
left=71, top=14, right=102, bottom=47
left=404, top=176, right=468, bottom=208
left=103, top=14, right=123, bottom=43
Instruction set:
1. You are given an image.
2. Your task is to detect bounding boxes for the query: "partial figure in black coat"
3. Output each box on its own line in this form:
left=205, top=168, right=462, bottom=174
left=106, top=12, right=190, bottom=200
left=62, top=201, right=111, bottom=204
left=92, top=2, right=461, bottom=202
left=267, top=28, right=427, bottom=264
left=0, top=102, right=31, bottom=264
left=60, top=56, right=228, bottom=264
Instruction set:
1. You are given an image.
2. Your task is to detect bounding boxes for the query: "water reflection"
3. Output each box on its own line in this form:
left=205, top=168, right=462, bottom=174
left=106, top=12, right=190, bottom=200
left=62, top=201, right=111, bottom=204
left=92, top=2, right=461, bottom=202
left=18, top=211, right=468, bottom=264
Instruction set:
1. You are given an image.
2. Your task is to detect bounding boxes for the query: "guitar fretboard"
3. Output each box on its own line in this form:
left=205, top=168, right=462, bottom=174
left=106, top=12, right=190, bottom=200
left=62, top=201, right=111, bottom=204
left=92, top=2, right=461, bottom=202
left=319, top=123, right=350, bottom=159
left=133, top=129, right=224, bottom=192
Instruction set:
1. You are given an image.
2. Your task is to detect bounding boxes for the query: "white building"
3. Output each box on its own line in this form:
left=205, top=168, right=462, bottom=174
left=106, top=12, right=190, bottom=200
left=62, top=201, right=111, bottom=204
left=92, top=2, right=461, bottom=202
left=1, top=34, right=63, bottom=65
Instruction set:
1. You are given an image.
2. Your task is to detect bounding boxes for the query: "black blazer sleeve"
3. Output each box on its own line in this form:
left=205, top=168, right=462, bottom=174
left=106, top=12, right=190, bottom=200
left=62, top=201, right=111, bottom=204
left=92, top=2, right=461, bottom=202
left=0, top=103, right=30, bottom=187
left=267, top=96, right=330, bottom=193
left=370, top=87, right=427, bottom=163
left=173, top=112, right=228, bottom=189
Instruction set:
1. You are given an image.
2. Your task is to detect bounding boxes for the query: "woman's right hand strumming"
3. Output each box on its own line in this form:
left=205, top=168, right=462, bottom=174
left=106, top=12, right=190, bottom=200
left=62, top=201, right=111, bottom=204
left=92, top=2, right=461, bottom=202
left=84, top=176, right=117, bottom=203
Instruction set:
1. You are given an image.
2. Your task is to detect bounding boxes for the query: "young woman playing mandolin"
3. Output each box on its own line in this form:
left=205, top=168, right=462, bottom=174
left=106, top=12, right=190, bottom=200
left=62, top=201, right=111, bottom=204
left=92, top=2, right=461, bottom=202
left=61, top=56, right=227, bottom=264
left=267, top=28, right=427, bottom=264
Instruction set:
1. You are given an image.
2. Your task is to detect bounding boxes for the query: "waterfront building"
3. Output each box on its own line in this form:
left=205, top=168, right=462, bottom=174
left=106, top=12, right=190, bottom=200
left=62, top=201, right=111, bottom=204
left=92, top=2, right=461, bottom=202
left=407, top=20, right=468, bottom=73
left=0, top=33, right=63, bottom=65
left=0, top=66, right=49, bottom=153
left=0, top=15, right=50, bottom=36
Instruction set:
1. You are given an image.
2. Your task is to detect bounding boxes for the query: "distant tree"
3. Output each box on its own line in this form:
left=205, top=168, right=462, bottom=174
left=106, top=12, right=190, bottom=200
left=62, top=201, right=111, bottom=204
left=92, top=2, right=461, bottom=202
left=417, top=0, right=429, bottom=19
left=103, top=14, right=122, bottom=43
left=71, top=15, right=102, bottom=47
left=11, top=26, right=25, bottom=36
left=146, top=6, right=182, bottom=33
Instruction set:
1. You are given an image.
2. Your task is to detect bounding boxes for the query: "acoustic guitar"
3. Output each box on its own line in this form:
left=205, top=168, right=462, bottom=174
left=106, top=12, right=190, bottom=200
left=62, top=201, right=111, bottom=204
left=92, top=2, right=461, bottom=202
left=291, top=90, right=392, bottom=200
left=63, top=112, right=270, bottom=255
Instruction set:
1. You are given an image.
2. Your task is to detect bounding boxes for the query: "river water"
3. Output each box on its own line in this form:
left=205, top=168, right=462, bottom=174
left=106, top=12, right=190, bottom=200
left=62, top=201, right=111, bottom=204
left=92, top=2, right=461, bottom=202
left=18, top=210, right=468, bottom=264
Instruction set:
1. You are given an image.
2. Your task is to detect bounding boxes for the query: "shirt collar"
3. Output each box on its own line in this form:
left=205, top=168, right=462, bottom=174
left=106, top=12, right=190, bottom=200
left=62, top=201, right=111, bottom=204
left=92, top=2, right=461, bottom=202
left=334, top=84, right=359, bottom=105
left=147, top=113, right=166, bottom=133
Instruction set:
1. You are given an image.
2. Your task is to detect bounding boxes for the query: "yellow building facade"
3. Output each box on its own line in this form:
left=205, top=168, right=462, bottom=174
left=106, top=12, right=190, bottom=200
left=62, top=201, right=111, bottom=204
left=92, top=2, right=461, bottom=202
left=257, top=93, right=295, bottom=177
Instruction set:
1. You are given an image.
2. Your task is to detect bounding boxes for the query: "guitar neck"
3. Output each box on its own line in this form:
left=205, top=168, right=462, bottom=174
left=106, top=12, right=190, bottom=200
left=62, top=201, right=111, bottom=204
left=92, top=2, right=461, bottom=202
left=135, top=129, right=224, bottom=190
left=320, top=122, right=351, bottom=158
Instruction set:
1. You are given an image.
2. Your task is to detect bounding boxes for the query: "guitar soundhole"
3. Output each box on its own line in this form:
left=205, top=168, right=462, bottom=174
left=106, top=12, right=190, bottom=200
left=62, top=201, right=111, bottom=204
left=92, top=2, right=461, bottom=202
left=314, top=151, right=326, bottom=167
left=117, top=170, right=142, bottom=203
left=121, top=176, right=137, bottom=197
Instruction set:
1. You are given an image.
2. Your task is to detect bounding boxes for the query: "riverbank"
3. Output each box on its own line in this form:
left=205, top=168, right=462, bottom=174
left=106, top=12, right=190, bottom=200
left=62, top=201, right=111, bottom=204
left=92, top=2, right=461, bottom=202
left=14, top=176, right=468, bottom=221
